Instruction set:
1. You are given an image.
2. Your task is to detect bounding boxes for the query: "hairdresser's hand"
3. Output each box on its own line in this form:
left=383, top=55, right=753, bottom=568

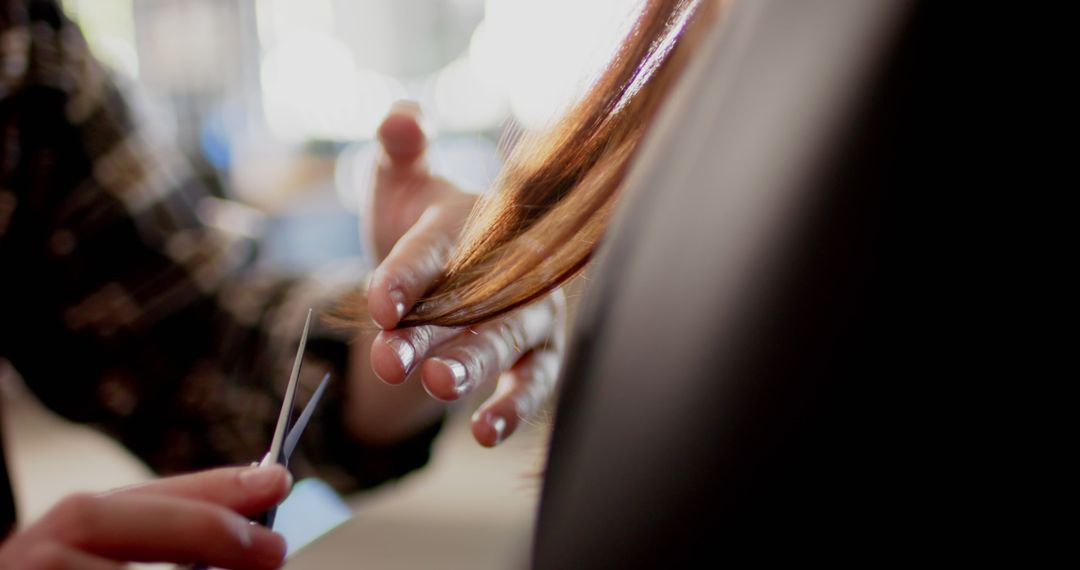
left=0, top=465, right=290, bottom=570
left=348, top=101, right=566, bottom=448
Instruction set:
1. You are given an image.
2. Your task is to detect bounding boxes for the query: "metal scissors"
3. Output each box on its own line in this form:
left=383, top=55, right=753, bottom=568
left=253, top=307, right=332, bottom=529
left=192, top=309, right=331, bottom=569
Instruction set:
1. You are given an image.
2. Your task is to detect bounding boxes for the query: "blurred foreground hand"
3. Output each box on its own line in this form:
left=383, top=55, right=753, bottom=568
left=0, top=465, right=290, bottom=569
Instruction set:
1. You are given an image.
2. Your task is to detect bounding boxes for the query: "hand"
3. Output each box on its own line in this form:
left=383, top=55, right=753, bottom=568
left=0, top=465, right=291, bottom=570
left=345, top=101, right=566, bottom=448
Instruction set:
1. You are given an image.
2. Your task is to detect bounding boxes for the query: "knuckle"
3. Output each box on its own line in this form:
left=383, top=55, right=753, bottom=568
left=453, top=343, right=489, bottom=384
left=481, top=323, right=515, bottom=369
left=409, top=325, right=437, bottom=354
left=495, top=316, right=528, bottom=357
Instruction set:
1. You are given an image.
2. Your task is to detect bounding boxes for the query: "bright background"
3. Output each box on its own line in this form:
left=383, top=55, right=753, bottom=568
left=66, top=0, right=643, bottom=245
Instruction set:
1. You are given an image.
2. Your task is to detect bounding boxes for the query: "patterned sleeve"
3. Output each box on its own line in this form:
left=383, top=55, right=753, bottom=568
left=0, top=0, right=439, bottom=492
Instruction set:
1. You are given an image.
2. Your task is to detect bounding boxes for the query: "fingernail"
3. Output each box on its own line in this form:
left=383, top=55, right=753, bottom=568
left=240, top=466, right=292, bottom=495
left=433, top=357, right=468, bottom=394
left=386, top=336, right=415, bottom=374
left=490, top=415, right=507, bottom=445
left=389, top=288, right=407, bottom=321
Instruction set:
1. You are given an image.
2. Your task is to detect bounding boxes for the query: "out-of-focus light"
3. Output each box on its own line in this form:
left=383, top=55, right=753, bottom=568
left=472, top=0, right=644, bottom=129
left=261, top=35, right=404, bottom=141
left=333, top=141, right=376, bottom=213
left=335, top=136, right=499, bottom=214
left=256, top=0, right=335, bottom=48
left=66, top=0, right=139, bottom=78
left=92, top=37, right=140, bottom=80
left=433, top=51, right=509, bottom=133
left=140, top=1, right=230, bottom=92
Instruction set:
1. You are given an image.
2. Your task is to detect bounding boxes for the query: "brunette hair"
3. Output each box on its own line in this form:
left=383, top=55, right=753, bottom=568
left=401, top=0, right=711, bottom=328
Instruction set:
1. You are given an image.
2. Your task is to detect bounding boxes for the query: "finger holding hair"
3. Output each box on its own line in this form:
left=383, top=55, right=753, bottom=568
left=417, top=292, right=561, bottom=402
left=366, top=193, right=473, bottom=330
left=365, top=102, right=477, bottom=330
left=414, top=287, right=565, bottom=408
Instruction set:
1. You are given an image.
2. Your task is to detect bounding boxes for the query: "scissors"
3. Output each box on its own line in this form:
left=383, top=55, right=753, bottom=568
left=253, top=308, right=331, bottom=529
left=192, top=309, right=331, bottom=569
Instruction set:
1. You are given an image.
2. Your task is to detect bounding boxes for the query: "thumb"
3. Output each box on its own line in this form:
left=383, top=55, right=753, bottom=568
left=377, top=100, right=430, bottom=168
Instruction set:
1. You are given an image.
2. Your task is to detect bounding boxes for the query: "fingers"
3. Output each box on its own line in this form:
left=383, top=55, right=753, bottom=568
left=370, top=324, right=459, bottom=385
left=104, top=465, right=292, bottom=517
left=418, top=294, right=561, bottom=401
left=367, top=100, right=478, bottom=326
left=365, top=290, right=565, bottom=447
left=377, top=100, right=429, bottom=167
left=366, top=100, right=438, bottom=263
left=367, top=193, right=474, bottom=329
left=1, top=468, right=291, bottom=569
left=41, top=493, right=285, bottom=570
left=471, top=347, right=562, bottom=447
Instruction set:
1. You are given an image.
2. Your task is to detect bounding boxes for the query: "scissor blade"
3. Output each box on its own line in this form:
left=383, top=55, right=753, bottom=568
left=283, top=372, right=332, bottom=461
left=267, top=308, right=312, bottom=464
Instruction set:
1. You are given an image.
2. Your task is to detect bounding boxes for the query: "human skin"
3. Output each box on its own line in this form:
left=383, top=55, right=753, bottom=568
left=0, top=465, right=291, bottom=569
left=345, top=102, right=566, bottom=448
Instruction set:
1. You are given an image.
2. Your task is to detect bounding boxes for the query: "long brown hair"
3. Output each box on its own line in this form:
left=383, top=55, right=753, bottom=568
left=400, top=0, right=712, bottom=328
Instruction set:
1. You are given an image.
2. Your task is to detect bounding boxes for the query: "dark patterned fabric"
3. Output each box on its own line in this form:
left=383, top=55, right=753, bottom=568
left=0, top=0, right=438, bottom=532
